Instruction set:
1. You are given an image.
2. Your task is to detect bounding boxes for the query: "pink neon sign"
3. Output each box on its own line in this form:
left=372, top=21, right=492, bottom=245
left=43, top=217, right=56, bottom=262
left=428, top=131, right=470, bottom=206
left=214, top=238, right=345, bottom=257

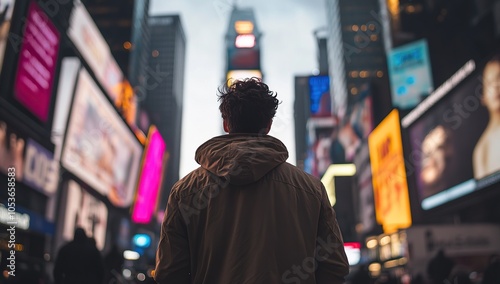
left=132, top=127, right=166, bottom=224
left=14, top=1, right=60, bottom=122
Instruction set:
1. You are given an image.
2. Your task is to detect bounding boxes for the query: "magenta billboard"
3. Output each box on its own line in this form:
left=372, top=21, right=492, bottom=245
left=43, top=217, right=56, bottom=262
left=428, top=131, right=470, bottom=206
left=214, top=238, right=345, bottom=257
left=13, top=1, right=60, bottom=122
left=132, top=126, right=166, bottom=224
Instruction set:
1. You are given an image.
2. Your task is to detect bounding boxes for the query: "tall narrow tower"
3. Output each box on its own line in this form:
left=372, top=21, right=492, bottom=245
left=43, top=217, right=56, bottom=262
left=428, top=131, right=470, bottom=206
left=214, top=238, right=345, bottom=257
left=225, top=7, right=262, bottom=85
left=142, top=15, right=186, bottom=209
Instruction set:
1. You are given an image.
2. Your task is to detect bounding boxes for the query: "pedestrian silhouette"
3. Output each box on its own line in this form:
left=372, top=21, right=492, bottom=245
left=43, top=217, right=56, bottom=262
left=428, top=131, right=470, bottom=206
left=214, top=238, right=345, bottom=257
left=427, top=250, right=454, bottom=284
left=482, top=254, right=500, bottom=284
left=104, top=244, right=124, bottom=283
left=53, top=228, right=104, bottom=284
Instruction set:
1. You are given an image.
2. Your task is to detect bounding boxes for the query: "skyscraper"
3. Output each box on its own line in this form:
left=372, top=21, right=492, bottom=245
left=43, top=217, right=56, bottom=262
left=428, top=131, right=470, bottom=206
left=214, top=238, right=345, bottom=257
left=142, top=15, right=186, bottom=209
left=128, top=0, right=151, bottom=92
left=225, top=7, right=262, bottom=84
left=325, top=0, right=391, bottom=123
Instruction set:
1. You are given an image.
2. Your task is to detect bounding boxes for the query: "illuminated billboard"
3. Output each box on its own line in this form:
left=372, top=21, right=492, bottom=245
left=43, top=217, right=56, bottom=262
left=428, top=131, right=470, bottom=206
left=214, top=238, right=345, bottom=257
left=61, top=69, right=142, bottom=208
left=226, top=70, right=262, bottom=86
left=235, top=34, right=255, bottom=48
left=132, top=126, right=166, bottom=224
left=403, top=54, right=500, bottom=210
left=234, top=21, right=253, bottom=34
left=304, top=85, right=373, bottom=177
left=68, top=2, right=123, bottom=100
left=387, top=39, right=434, bottom=109
left=0, top=0, right=15, bottom=75
left=60, top=180, right=108, bottom=250
left=368, top=109, right=412, bottom=233
left=13, top=1, right=60, bottom=122
left=0, top=119, right=58, bottom=195
left=308, top=75, right=331, bottom=117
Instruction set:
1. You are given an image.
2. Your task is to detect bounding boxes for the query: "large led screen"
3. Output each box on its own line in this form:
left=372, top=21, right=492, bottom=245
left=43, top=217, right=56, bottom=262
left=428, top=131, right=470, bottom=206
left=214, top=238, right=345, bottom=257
left=304, top=85, right=373, bottom=177
left=61, top=69, right=142, bottom=208
left=0, top=0, right=15, bottom=75
left=132, top=126, right=166, bottom=224
left=387, top=39, right=434, bottom=109
left=405, top=54, right=500, bottom=210
left=13, top=0, right=60, bottom=122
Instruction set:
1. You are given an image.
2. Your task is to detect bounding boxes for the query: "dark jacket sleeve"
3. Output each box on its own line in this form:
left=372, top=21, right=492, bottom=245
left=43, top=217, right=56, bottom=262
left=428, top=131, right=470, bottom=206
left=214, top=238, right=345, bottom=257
left=315, top=184, right=350, bottom=284
left=154, top=192, right=190, bottom=284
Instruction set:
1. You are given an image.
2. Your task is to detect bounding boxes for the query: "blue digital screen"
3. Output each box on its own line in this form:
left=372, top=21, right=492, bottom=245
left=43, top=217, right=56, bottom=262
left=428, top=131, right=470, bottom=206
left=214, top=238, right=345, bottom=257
left=308, top=76, right=330, bottom=115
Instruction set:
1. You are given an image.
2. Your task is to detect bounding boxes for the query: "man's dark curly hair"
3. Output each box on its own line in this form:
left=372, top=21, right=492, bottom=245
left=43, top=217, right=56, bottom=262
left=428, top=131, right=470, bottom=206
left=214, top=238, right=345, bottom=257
left=218, top=77, right=280, bottom=133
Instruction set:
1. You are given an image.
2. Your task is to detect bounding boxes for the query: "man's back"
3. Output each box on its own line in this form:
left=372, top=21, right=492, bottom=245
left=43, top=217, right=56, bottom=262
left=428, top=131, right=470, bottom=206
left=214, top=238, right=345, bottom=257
left=155, top=134, right=349, bottom=284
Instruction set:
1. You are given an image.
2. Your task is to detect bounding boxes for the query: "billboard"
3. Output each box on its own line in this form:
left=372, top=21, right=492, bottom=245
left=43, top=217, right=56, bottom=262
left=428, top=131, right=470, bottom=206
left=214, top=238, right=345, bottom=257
left=13, top=1, right=60, bottom=122
left=68, top=2, right=123, bottom=100
left=61, top=69, right=142, bottom=208
left=132, top=126, right=166, bottom=224
left=304, top=85, right=373, bottom=177
left=0, top=0, right=15, bottom=75
left=404, top=54, right=500, bottom=210
left=226, top=70, right=262, bottom=86
left=368, top=109, right=412, bottom=233
left=0, top=119, right=57, bottom=195
left=308, top=75, right=331, bottom=117
left=387, top=39, right=434, bottom=109
left=60, top=180, right=108, bottom=250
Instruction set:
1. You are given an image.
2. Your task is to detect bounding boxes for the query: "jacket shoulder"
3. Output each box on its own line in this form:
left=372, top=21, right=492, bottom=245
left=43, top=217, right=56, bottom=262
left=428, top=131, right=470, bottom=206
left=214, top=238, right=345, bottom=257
left=169, top=167, right=216, bottom=199
left=270, top=162, right=324, bottom=198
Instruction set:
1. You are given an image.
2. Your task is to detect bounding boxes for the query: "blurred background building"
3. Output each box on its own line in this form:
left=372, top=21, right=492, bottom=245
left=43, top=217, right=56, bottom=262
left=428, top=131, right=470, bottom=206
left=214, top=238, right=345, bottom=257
left=141, top=14, right=186, bottom=210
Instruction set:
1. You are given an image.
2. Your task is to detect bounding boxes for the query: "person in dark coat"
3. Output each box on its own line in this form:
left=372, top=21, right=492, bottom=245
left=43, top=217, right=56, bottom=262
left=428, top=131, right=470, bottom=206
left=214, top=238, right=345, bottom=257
left=482, top=255, right=500, bottom=284
left=351, top=264, right=372, bottom=284
left=427, top=250, right=454, bottom=284
left=53, top=228, right=104, bottom=284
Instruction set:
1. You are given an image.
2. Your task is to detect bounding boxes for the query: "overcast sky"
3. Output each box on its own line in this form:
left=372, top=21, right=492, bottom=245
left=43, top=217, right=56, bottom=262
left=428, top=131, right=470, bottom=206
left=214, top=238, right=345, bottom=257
left=150, top=0, right=327, bottom=177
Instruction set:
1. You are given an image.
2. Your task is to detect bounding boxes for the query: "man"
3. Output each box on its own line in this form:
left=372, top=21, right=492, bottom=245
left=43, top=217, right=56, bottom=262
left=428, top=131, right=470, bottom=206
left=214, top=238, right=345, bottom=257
left=53, top=228, right=104, bottom=284
left=154, top=78, right=349, bottom=284
left=473, top=56, right=500, bottom=180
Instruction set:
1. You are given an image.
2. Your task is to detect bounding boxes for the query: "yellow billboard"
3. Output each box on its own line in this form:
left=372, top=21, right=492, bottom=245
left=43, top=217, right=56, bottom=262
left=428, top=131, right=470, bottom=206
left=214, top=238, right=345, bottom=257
left=368, top=109, right=412, bottom=233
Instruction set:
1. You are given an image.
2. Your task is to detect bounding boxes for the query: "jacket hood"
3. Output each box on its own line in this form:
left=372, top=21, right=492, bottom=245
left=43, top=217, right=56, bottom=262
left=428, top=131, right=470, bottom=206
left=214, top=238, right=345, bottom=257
left=195, top=134, right=289, bottom=186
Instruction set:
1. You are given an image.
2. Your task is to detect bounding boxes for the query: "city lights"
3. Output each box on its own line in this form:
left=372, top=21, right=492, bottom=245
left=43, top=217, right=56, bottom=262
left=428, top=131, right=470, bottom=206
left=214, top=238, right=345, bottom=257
left=235, top=34, right=256, bottom=48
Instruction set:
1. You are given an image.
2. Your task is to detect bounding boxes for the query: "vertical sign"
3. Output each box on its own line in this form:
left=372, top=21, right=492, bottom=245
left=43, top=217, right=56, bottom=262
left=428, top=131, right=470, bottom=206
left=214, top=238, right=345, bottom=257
left=13, top=1, right=60, bottom=122
left=368, top=109, right=412, bottom=233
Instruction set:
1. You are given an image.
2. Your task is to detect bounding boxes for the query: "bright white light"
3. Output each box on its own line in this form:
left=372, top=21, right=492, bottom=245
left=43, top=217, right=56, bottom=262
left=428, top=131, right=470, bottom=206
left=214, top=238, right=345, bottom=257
left=137, top=273, right=146, bottom=281
left=122, top=269, right=132, bottom=279
left=123, top=250, right=140, bottom=260
left=235, top=34, right=255, bottom=48
left=344, top=245, right=361, bottom=266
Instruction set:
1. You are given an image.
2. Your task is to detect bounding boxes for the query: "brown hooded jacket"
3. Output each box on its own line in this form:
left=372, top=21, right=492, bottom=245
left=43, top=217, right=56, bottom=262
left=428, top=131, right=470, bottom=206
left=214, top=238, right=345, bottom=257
left=155, top=134, right=349, bottom=284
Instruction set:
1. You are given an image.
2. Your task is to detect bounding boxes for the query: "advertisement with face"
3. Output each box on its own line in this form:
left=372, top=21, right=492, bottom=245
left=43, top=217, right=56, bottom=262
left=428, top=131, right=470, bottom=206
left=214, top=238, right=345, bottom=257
left=304, top=86, right=373, bottom=178
left=407, top=54, right=500, bottom=210
left=0, top=0, right=15, bottom=75
left=61, top=69, right=142, bottom=208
